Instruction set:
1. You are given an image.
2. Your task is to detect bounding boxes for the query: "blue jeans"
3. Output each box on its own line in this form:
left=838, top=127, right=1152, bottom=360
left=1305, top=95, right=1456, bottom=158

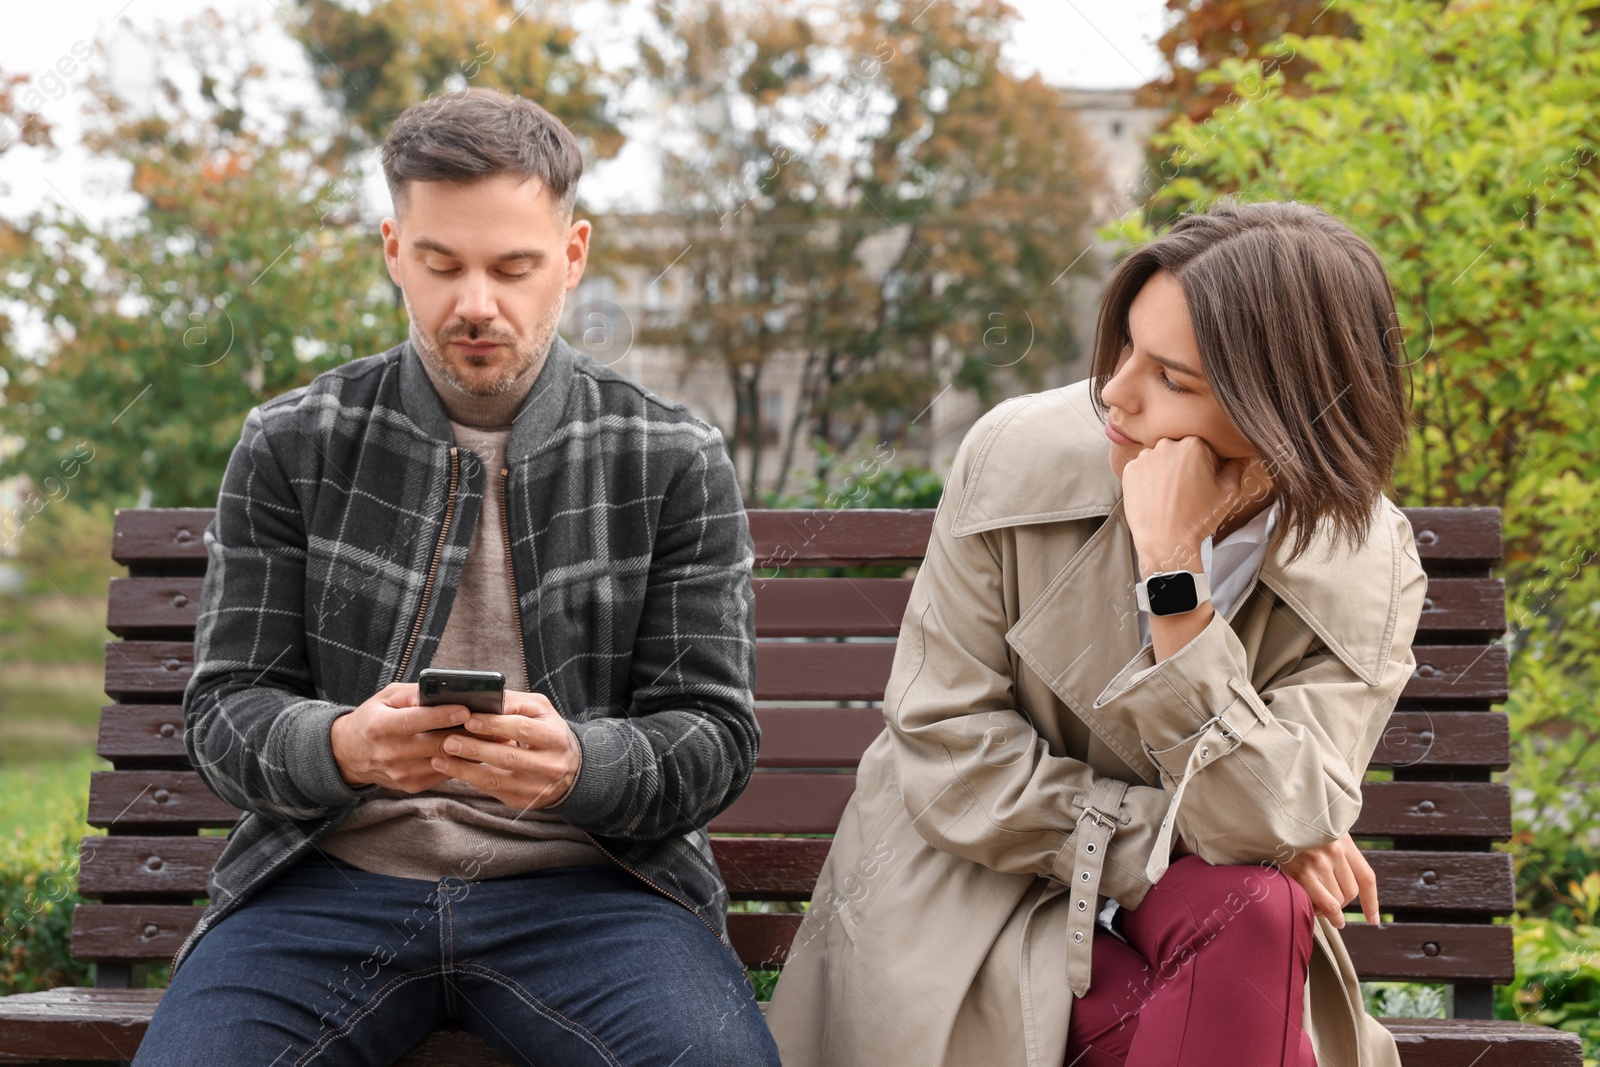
left=134, top=852, right=780, bottom=1066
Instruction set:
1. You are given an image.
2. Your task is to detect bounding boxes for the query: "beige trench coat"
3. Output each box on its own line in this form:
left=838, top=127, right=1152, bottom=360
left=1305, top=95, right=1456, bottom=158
left=765, top=379, right=1428, bottom=1067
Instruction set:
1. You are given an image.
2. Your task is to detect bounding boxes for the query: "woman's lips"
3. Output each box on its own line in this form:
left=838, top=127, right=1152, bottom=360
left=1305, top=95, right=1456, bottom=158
left=1106, top=421, right=1139, bottom=446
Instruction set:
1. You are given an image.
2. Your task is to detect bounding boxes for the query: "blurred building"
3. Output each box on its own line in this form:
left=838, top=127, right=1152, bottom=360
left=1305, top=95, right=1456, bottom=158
left=562, top=86, right=1164, bottom=500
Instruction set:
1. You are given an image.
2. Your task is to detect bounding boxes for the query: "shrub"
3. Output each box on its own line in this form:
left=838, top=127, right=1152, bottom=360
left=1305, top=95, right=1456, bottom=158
left=1362, top=981, right=1446, bottom=1019
left=1499, top=914, right=1600, bottom=1064
left=0, top=753, right=103, bottom=994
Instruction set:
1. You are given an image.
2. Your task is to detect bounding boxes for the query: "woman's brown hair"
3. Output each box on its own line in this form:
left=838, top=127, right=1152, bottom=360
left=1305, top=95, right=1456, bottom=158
left=1088, top=199, right=1414, bottom=566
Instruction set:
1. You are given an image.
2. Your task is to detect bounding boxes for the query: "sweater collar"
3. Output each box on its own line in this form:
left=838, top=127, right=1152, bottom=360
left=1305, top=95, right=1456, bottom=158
left=414, top=341, right=539, bottom=429
left=398, top=332, right=577, bottom=466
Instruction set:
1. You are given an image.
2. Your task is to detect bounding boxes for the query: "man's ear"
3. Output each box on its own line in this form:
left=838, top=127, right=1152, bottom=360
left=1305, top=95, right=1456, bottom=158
left=381, top=217, right=403, bottom=288
left=564, top=217, right=592, bottom=291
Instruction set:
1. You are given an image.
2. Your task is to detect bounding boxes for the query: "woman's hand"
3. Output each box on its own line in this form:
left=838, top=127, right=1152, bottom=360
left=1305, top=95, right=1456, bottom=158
left=1278, top=833, right=1379, bottom=928
left=1121, top=436, right=1271, bottom=572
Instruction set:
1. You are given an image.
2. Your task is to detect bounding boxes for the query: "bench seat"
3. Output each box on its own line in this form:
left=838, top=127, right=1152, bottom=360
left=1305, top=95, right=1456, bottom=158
left=0, top=988, right=1581, bottom=1065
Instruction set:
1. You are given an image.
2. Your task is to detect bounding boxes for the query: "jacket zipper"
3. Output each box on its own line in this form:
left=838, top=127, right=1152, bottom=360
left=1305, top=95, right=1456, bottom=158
left=498, top=466, right=725, bottom=945
left=499, top=468, right=532, bottom=693
left=393, top=447, right=461, bottom=684
left=582, top=829, right=726, bottom=943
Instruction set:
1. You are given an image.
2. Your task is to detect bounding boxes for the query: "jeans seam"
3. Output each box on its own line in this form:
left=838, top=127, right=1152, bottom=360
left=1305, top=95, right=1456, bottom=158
left=439, top=880, right=457, bottom=1019
left=294, top=965, right=445, bottom=1066
left=456, top=961, right=625, bottom=1066
left=444, top=882, right=456, bottom=972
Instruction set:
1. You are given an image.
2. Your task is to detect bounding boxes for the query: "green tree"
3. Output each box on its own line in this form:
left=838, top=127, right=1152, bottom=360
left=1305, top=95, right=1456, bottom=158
left=1109, top=0, right=1600, bottom=915
left=0, top=0, right=621, bottom=511
left=633, top=0, right=1101, bottom=500
left=0, top=9, right=407, bottom=508
left=1138, top=0, right=1356, bottom=122
left=292, top=0, right=622, bottom=159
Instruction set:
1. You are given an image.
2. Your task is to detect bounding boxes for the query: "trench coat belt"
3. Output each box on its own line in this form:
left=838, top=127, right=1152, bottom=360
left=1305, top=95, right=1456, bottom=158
left=1062, top=775, right=1131, bottom=997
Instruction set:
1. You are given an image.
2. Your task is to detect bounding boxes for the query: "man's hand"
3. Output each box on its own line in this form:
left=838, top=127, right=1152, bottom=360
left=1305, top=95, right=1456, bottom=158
left=428, top=689, right=583, bottom=812
left=1278, top=832, right=1379, bottom=928
left=329, top=682, right=470, bottom=793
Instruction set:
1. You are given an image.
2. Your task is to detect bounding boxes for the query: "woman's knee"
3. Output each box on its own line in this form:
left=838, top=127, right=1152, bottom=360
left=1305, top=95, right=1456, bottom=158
left=1146, top=856, right=1313, bottom=949
left=1197, top=863, right=1314, bottom=951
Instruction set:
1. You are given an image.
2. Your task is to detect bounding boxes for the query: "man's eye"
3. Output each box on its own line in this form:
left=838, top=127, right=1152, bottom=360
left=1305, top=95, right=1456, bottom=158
left=425, top=266, right=530, bottom=280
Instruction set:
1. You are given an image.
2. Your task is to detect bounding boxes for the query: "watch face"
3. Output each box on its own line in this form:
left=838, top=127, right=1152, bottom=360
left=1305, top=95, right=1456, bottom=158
left=1146, top=572, right=1200, bottom=615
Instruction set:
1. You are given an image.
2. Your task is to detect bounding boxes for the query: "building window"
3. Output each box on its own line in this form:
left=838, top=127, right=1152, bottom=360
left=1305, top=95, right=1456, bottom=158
left=760, top=390, right=784, bottom=446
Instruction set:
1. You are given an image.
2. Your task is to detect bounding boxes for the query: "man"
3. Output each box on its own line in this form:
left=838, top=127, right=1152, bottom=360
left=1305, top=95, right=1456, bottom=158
left=135, top=88, right=780, bottom=1067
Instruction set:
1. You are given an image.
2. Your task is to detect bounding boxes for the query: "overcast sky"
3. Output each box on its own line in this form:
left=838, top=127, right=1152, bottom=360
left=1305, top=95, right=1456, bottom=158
left=0, top=0, right=1169, bottom=224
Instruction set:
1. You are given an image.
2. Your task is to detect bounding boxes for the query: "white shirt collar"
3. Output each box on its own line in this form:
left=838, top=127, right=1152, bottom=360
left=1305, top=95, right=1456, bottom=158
left=1209, top=497, right=1280, bottom=550
left=1199, top=497, right=1280, bottom=575
left=1129, top=498, right=1282, bottom=575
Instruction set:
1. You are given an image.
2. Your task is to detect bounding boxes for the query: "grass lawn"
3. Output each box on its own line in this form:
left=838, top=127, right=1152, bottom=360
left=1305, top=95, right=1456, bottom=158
left=0, top=588, right=111, bottom=763
left=0, top=582, right=117, bottom=994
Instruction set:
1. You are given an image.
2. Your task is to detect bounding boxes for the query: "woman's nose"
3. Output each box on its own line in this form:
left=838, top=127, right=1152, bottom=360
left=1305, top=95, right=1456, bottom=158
left=1103, top=362, right=1133, bottom=411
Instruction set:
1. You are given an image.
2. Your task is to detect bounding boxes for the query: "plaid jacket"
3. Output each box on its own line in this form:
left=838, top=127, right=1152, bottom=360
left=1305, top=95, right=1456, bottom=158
left=172, top=335, right=759, bottom=977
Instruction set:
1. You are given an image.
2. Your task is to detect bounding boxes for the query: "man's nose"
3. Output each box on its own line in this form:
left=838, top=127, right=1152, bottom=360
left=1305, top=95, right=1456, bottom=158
left=455, top=271, right=497, bottom=321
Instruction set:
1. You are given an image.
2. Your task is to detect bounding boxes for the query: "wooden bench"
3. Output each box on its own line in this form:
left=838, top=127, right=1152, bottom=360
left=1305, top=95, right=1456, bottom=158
left=0, top=505, right=1581, bottom=1065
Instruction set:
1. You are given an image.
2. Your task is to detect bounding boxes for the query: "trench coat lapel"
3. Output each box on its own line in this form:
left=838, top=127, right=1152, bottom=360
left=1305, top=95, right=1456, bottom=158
left=1000, top=497, right=1162, bottom=784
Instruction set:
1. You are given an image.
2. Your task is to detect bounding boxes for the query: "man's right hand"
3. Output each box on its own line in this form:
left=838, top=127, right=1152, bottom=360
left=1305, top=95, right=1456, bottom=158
left=329, top=682, right=470, bottom=792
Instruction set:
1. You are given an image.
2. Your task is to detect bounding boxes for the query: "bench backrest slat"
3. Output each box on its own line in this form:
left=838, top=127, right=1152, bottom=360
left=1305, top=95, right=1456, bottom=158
left=106, top=573, right=1510, bottom=642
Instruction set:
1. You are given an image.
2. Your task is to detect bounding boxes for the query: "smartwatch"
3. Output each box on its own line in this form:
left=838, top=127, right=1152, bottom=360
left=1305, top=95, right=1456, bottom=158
left=1135, top=569, right=1212, bottom=617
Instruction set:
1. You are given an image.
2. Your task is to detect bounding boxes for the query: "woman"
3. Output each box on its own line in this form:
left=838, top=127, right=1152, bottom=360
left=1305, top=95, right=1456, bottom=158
left=765, top=200, right=1428, bottom=1067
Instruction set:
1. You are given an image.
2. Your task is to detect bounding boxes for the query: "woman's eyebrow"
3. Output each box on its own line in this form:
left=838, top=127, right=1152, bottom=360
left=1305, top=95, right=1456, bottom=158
left=1146, top=350, right=1205, bottom=381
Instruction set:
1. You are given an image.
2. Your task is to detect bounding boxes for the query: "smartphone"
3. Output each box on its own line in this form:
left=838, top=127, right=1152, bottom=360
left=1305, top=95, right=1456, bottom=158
left=419, top=668, right=505, bottom=723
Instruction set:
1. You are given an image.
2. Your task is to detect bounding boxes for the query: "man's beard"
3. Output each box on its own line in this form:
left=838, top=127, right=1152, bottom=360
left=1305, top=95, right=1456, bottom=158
left=406, top=290, right=566, bottom=398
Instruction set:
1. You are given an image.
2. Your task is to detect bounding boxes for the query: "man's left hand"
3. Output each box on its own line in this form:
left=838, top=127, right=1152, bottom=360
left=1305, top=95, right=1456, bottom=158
left=429, top=689, right=582, bottom=811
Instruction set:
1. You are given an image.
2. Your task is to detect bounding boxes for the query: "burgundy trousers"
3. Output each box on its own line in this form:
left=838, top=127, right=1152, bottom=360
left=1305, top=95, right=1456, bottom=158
left=1064, top=855, right=1318, bottom=1067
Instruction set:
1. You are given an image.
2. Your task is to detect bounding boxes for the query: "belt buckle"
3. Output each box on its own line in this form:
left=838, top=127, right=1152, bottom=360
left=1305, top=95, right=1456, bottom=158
left=1079, top=804, right=1115, bottom=831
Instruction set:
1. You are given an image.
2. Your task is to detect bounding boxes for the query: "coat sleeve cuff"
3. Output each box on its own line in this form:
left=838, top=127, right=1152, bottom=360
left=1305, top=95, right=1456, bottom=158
left=1093, top=607, right=1267, bottom=755
left=1045, top=780, right=1171, bottom=912
left=284, top=701, right=380, bottom=808
left=1091, top=782, right=1171, bottom=910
